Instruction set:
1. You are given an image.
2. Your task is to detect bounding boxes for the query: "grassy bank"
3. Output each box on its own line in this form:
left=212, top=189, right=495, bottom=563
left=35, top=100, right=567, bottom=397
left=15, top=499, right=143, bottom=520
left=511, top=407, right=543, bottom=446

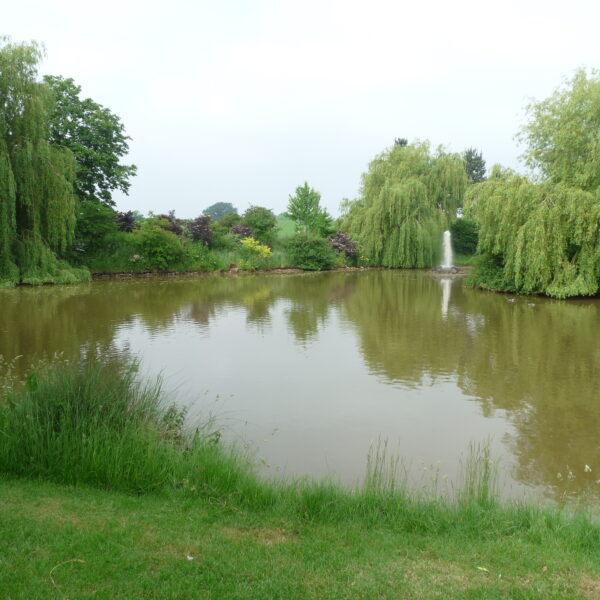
left=2, top=361, right=600, bottom=598
left=4, top=477, right=600, bottom=600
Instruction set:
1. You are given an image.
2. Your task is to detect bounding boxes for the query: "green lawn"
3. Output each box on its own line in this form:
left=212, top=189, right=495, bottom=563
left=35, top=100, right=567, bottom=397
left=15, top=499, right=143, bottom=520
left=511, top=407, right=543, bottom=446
left=2, top=476, right=600, bottom=600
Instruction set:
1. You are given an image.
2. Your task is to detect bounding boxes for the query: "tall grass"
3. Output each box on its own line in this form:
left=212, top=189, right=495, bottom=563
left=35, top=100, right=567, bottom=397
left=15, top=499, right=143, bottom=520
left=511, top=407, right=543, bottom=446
left=2, top=359, right=600, bottom=552
left=0, top=359, right=270, bottom=503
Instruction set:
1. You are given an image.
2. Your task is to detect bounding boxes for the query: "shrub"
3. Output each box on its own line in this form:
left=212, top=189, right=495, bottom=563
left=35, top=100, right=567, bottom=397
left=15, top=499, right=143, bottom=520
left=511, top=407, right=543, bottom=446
left=231, top=224, right=253, bottom=238
left=190, top=215, right=213, bottom=246
left=132, top=221, right=186, bottom=270
left=329, top=231, right=358, bottom=261
left=242, top=206, right=277, bottom=245
left=239, top=236, right=272, bottom=269
left=83, top=231, right=138, bottom=272
left=184, top=242, right=219, bottom=271
left=117, top=211, right=136, bottom=233
left=240, top=236, right=272, bottom=259
left=210, top=231, right=237, bottom=251
left=217, top=211, right=242, bottom=229
left=287, top=233, right=338, bottom=270
left=157, top=210, right=184, bottom=236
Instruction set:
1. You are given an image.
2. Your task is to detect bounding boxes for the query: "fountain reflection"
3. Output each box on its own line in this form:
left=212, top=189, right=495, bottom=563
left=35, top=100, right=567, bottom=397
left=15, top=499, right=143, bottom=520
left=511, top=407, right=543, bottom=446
left=1, top=271, right=599, bottom=503
left=440, top=277, right=452, bottom=318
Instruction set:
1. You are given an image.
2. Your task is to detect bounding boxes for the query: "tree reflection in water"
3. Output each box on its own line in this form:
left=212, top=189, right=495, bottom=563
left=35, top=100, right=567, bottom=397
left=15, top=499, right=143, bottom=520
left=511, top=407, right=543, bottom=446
left=1, top=271, right=598, bottom=502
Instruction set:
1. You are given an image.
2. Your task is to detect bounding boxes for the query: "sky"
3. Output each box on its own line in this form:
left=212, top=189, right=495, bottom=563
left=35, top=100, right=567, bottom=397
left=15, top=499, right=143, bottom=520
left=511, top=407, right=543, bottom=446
left=5, top=0, right=600, bottom=218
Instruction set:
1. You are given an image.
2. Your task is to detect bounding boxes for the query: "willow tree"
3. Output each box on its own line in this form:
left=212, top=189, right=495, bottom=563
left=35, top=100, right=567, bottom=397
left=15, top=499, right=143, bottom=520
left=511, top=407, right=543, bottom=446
left=0, top=39, right=86, bottom=286
left=465, top=70, right=600, bottom=298
left=518, top=68, right=600, bottom=192
left=465, top=169, right=600, bottom=298
left=342, top=142, right=467, bottom=267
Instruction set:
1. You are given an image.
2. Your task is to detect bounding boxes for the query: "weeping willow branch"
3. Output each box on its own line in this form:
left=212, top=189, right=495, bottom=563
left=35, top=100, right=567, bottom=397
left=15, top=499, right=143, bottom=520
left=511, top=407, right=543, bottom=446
left=342, top=142, right=467, bottom=268
left=0, top=38, right=88, bottom=287
left=465, top=172, right=600, bottom=298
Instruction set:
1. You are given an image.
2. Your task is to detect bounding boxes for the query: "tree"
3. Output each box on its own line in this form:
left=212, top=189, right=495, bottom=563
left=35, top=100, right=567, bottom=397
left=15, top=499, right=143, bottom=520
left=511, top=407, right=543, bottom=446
left=464, top=71, right=600, bottom=298
left=44, top=75, right=137, bottom=205
left=242, top=205, right=277, bottom=244
left=462, top=147, right=486, bottom=183
left=518, top=68, right=600, bottom=191
left=218, top=211, right=242, bottom=229
left=202, top=202, right=237, bottom=222
left=72, top=200, right=118, bottom=255
left=465, top=170, right=600, bottom=298
left=342, top=142, right=468, bottom=268
left=394, top=137, right=408, bottom=147
left=286, top=182, right=334, bottom=236
left=0, top=38, right=88, bottom=286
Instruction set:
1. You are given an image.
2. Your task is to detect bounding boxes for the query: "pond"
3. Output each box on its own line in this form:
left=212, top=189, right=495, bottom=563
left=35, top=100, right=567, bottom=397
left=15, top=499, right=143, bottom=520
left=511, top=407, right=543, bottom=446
left=1, top=270, right=599, bottom=503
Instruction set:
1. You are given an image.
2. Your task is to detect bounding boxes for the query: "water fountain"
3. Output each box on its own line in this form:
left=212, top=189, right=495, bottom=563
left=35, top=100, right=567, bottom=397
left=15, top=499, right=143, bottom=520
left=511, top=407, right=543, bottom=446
left=441, top=230, right=453, bottom=270
left=429, top=230, right=462, bottom=278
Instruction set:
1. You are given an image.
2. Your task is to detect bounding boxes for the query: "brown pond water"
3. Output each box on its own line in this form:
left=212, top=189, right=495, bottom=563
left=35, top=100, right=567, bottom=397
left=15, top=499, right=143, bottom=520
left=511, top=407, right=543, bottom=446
left=1, top=270, right=599, bottom=503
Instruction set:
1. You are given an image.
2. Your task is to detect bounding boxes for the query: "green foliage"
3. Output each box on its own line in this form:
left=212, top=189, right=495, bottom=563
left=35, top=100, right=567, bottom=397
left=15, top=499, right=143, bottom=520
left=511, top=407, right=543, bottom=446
left=343, top=142, right=468, bottom=267
left=0, top=38, right=85, bottom=286
left=519, top=68, right=600, bottom=192
left=131, top=220, right=186, bottom=271
left=469, top=72, right=600, bottom=297
left=81, top=231, right=138, bottom=272
left=44, top=75, right=137, bottom=205
left=465, top=173, right=600, bottom=297
left=203, top=202, right=237, bottom=221
left=462, top=147, right=486, bottom=183
left=242, top=205, right=277, bottom=245
left=210, top=212, right=242, bottom=249
left=217, top=211, right=242, bottom=230
left=13, top=233, right=90, bottom=285
left=72, top=199, right=118, bottom=256
left=184, top=242, right=221, bottom=271
left=287, top=232, right=338, bottom=270
left=449, top=217, right=479, bottom=255
left=286, top=182, right=334, bottom=236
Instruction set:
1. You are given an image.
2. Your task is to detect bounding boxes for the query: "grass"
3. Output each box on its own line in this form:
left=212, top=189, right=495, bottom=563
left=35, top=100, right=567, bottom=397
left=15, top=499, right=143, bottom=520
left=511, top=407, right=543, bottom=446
left=3, top=475, right=600, bottom=599
left=2, top=360, right=600, bottom=598
left=275, top=215, right=296, bottom=240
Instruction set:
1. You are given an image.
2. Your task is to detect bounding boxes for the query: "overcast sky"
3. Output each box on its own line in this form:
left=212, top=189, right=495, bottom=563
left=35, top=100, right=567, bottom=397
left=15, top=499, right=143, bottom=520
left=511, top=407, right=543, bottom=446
left=5, top=0, right=600, bottom=217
